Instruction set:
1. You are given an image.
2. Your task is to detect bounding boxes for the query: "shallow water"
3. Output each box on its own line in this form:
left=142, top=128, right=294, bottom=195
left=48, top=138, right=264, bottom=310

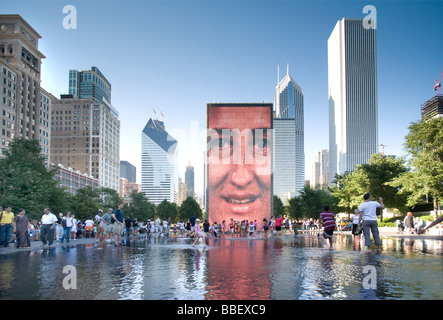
left=0, top=233, right=441, bottom=300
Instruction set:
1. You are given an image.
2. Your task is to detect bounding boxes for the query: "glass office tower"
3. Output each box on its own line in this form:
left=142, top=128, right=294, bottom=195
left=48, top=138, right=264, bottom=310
left=141, top=118, right=178, bottom=204
left=273, top=66, right=305, bottom=202
left=328, top=18, right=378, bottom=185
left=69, top=66, right=112, bottom=104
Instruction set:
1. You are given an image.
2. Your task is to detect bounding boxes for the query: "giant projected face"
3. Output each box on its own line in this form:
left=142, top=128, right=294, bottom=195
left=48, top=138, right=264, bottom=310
left=207, top=104, right=272, bottom=226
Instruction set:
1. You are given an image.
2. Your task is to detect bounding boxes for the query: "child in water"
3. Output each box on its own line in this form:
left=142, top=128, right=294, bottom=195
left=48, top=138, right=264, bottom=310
left=192, top=218, right=206, bottom=246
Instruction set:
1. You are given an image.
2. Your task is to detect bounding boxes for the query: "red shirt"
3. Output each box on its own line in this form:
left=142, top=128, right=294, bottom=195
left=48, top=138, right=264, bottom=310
left=275, top=217, right=283, bottom=227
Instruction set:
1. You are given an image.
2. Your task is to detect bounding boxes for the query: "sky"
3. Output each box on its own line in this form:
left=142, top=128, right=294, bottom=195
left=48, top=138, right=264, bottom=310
left=2, top=0, right=442, bottom=196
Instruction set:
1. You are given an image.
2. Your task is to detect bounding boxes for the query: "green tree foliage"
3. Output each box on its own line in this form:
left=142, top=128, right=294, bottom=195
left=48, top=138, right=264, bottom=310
left=0, top=139, right=67, bottom=220
left=125, top=191, right=156, bottom=221
left=273, top=195, right=285, bottom=218
left=179, top=196, right=202, bottom=221
left=285, top=196, right=303, bottom=219
left=358, top=153, right=409, bottom=212
left=157, top=199, right=178, bottom=221
left=330, top=172, right=365, bottom=215
left=70, top=186, right=101, bottom=221
left=99, top=187, right=122, bottom=210
left=285, top=185, right=336, bottom=219
left=389, top=117, right=443, bottom=215
left=332, top=154, right=409, bottom=218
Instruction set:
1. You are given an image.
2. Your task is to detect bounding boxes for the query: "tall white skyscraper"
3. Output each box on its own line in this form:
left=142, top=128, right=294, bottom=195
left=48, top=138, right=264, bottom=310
left=141, top=118, right=178, bottom=204
left=328, top=18, right=378, bottom=185
left=273, top=65, right=304, bottom=202
left=311, top=149, right=329, bottom=188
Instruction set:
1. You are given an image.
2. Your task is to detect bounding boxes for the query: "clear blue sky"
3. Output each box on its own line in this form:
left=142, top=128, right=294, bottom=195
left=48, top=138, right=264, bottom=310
left=2, top=0, right=442, bottom=196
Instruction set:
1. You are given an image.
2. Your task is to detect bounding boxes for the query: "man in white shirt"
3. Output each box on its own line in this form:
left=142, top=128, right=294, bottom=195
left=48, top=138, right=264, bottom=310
left=358, top=193, right=385, bottom=253
left=40, top=208, right=58, bottom=247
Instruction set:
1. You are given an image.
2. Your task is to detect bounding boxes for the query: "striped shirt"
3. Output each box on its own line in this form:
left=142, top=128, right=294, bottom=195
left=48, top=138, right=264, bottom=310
left=320, top=211, right=336, bottom=231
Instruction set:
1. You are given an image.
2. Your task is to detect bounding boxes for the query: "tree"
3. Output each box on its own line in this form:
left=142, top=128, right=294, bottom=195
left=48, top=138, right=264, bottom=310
left=99, top=187, right=122, bottom=210
left=157, top=199, right=178, bottom=221
left=179, top=196, right=202, bottom=221
left=298, top=185, right=336, bottom=219
left=273, top=195, right=284, bottom=218
left=359, top=153, right=409, bottom=211
left=0, top=138, right=67, bottom=220
left=285, top=196, right=303, bottom=219
left=125, top=191, right=155, bottom=221
left=332, top=154, right=409, bottom=219
left=70, top=186, right=101, bottom=221
left=390, top=117, right=443, bottom=217
left=331, top=171, right=368, bottom=216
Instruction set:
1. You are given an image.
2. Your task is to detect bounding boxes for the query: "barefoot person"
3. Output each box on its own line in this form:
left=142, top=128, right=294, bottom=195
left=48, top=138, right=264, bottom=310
left=358, top=193, right=385, bottom=253
left=319, top=206, right=336, bottom=250
left=192, top=218, right=205, bottom=246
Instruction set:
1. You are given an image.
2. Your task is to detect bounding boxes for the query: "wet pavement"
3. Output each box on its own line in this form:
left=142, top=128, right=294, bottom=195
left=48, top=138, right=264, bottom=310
left=0, top=231, right=442, bottom=300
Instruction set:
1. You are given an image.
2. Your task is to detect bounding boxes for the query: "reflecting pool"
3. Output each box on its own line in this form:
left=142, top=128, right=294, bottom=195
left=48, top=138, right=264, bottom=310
left=0, top=233, right=442, bottom=300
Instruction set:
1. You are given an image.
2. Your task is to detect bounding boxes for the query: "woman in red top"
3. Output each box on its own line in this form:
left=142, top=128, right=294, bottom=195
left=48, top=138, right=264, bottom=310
left=229, top=218, right=235, bottom=237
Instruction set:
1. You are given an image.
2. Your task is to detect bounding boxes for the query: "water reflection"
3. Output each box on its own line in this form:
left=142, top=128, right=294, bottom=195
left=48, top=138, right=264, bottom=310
left=0, top=234, right=442, bottom=300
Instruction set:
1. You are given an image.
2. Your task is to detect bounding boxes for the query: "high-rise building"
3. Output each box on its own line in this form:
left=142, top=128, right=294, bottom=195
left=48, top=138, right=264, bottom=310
left=50, top=96, right=120, bottom=192
left=0, top=15, right=48, bottom=159
left=185, top=162, right=195, bottom=198
left=39, top=88, right=54, bottom=164
left=177, top=178, right=186, bottom=205
left=141, top=118, right=178, bottom=204
left=119, top=177, right=141, bottom=200
left=273, top=65, right=304, bottom=202
left=328, top=18, right=378, bottom=185
left=311, top=149, right=329, bottom=188
left=421, top=95, right=443, bottom=120
left=0, top=59, right=17, bottom=156
left=69, top=67, right=112, bottom=104
left=120, top=160, right=136, bottom=183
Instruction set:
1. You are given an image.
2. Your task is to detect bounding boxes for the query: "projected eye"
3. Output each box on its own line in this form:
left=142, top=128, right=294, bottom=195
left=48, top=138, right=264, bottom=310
left=254, top=138, right=268, bottom=149
left=219, top=137, right=231, bottom=149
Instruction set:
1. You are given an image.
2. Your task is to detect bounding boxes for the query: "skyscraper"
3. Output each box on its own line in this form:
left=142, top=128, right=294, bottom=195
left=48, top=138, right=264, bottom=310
left=185, top=162, right=195, bottom=198
left=328, top=18, right=378, bottom=185
left=0, top=15, right=48, bottom=160
left=421, top=95, right=443, bottom=120
left=311, top=149, right=329, bottom=188
left=50, top=96, right=121, bottom=192
left=69, top=67, right=112, bottom=104
left=141, top=118, right=178, bottom=204
left=273, top=65, right=304, bottom=201
left=120, top=160, right=136, bottom=183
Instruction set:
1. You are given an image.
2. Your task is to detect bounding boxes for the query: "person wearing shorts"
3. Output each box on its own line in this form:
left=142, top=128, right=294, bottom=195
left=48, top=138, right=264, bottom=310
left=229, top=219, right=235, bottom=236
left=319, top=206, right=336, bottom=250
left=112, top=204, right=125, bottom=246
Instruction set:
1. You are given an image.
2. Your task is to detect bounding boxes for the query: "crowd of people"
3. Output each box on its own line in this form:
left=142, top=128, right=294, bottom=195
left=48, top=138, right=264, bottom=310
left=1, top=195, right=442, bottom=251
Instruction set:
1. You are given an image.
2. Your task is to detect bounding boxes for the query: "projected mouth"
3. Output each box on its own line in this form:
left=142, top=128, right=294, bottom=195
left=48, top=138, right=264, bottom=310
left=222, top=195, right=260, bottom=205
